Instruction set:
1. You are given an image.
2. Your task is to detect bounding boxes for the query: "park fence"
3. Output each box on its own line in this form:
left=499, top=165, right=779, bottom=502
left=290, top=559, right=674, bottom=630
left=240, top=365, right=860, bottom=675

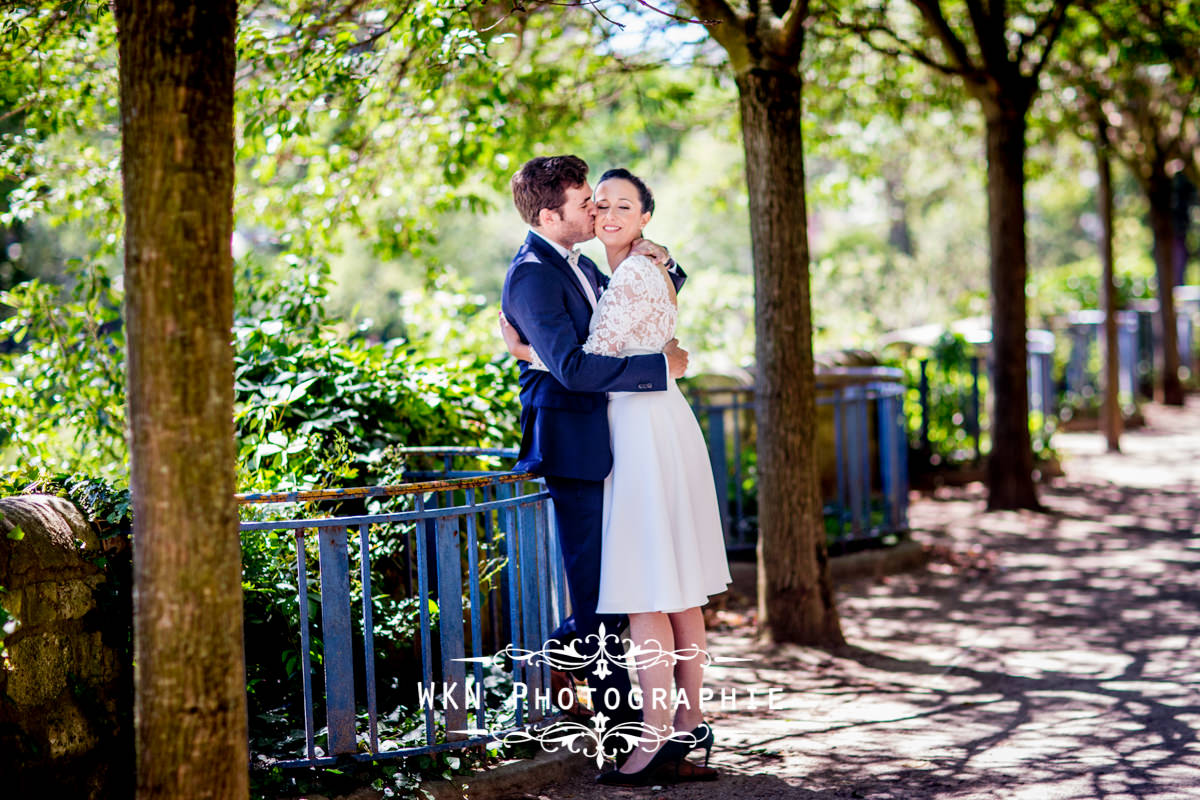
left=237, top=450, right=563, bottom=768
left=687, top=366, right=910, bottom=554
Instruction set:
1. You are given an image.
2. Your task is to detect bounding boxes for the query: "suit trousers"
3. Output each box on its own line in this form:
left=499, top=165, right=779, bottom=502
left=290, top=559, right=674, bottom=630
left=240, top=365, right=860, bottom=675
left=543, top=474, right=637, bottom=723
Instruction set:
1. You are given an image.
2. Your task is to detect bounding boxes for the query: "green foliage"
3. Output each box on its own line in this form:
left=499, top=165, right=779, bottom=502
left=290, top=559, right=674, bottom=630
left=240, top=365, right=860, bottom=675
left=1028, top=247, right=1158, bottom=326
left=0, top=247, right=521, bottom=490
left=0, top=263, right=126, bottom=479
left=232, top=259, right=520, bottom=494
left=894, top=332, right=990, bottom=468
left=250, top=744, right=485, bottom=799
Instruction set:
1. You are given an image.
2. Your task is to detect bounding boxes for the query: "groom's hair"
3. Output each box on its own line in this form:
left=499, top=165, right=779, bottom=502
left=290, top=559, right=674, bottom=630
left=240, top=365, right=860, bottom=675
left=511, top=155, right=589, bottom=226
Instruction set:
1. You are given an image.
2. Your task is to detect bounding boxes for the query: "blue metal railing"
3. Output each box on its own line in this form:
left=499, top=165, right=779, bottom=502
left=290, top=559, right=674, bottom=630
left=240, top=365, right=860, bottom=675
left=1062, top=310, right=1141, bottom=403
left=911, top=333, right=1055, bottom=463
left=687, top=367, right=910, bottom=552
left=238, top=450, right=565, bottom=768
left=1063, top=307, right=1196, bottom=400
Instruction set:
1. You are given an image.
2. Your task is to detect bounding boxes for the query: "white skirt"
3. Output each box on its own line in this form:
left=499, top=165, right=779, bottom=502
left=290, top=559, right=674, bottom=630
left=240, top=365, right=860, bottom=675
left=594, top=381, right=732, bottom=614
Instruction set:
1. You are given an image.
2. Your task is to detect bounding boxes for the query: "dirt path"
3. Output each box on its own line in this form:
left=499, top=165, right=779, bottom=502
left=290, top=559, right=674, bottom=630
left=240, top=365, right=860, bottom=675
left=524, top=398, right=1200, bottom=800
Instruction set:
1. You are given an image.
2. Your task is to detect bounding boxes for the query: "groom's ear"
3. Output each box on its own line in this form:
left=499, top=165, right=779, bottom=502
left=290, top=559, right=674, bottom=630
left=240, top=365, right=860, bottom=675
left=536, top=207, right=560, bottom=228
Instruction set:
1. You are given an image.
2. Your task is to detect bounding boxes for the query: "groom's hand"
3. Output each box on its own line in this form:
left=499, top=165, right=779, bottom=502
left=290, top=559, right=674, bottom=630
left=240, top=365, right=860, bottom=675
left=664, top=338, right=689, bottom=379
left=630, top=237, right=670, bottom=266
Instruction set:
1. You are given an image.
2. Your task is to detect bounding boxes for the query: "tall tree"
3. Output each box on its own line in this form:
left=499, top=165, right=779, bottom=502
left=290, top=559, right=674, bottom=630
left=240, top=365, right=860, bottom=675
left=1095, top=117, right=1122, bottom=452
left=677, top=0, right=843, bottom=645
left=838, top=0, right=1071, bottom=510
left=1048, top=22, right=1126, bottom=451
left=1080, top=1, right=1200, bottom=406
left=113, top=2, right=249, bottom=797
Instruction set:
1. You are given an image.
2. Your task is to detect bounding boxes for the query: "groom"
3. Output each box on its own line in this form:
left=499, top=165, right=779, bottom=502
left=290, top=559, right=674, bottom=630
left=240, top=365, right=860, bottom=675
left=500, top=155, right=687, bottom=727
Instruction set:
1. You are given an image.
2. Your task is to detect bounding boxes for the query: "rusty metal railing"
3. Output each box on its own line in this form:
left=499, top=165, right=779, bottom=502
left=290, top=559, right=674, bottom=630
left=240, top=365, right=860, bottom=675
left=238, top=448, right=565, bottom=767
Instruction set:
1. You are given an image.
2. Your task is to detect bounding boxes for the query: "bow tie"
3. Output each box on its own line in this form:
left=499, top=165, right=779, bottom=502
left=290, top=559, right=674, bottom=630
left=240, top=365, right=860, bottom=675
left=567, top=248, right=581, bottom=269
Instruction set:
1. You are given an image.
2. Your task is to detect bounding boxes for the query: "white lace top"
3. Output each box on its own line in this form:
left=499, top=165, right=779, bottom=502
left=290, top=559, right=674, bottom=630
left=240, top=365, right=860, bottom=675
left=526, top=254, right=676, bottom=370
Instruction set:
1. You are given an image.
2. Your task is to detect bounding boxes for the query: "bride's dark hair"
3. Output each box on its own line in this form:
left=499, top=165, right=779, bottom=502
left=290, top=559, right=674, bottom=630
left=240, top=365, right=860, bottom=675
left=598, top=168, right=654, bottom=215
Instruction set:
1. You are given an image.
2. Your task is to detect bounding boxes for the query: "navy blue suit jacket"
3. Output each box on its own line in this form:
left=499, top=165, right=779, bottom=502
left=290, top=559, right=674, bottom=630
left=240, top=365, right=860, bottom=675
left=501, top=232, right=686, bottom=481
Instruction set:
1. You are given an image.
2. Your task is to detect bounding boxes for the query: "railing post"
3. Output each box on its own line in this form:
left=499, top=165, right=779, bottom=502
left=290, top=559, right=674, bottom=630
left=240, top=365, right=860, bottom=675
left=415, top=495, right=436, bottom=744
left=1178, top=313, right=1194, bottom=377
left=534, top=501, right=553, bottom=706
left=835, top=383, right=854, bottom=542
left=502, top=504, right=525, bottom=726
left=706, top=407, right=731, bottom=547
left=436, top=518, right=468, bottom=740
left=1118, top=310, right=1137, bottom=401
left=1041, top=350, right=1054, bottom=438
left=518, top=503, right=546, bottom=722
left=918, top=358, right=931, bottom=458
left=848, top=386, right=866, bottom=537
left=294, top=530, right=316, bottom=762
left=1066, top=325, right=1085, bottom=396
left=544, top=487, right=569, bottom=626
left=464, top=492, right=487, bottom=732
left=317, top=525, right=357, bottom=755
left=731, top=391, right=747, bottom=548
left=970, top=357, right=981, bottom=461
left=357, top=523, right=379, bottom=754
left=877, top=386, right=906, bottom=533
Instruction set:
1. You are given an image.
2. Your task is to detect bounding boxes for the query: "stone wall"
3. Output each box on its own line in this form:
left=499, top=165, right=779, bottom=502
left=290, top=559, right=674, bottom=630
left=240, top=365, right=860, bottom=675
left=0, top=494, right=133, bottom=798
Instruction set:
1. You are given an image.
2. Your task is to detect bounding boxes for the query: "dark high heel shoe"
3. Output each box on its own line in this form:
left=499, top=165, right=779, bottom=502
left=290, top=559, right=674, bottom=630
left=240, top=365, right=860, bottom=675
left=596, top=739, right=691, bottom=786
left=688, top=721, right=715, bottom=766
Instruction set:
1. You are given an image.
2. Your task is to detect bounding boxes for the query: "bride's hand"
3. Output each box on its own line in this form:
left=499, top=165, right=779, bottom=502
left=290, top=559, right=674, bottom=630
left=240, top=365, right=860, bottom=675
left=498, top=311, right=533, bottom=362
left=630, top=237, right=670, bottom=266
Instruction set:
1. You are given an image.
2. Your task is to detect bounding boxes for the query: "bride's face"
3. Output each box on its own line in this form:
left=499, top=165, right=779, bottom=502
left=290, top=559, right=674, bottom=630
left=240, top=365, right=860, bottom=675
left=594, top=179, right=651, bottom=249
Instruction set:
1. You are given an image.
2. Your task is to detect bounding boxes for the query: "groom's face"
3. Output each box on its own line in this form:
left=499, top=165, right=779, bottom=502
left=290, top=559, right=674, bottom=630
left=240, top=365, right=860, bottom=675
left=542, top=182, right=596, bottom=248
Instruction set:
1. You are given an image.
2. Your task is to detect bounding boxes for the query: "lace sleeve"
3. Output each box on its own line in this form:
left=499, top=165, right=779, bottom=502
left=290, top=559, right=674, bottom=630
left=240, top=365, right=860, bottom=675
left=582, top=255, right=665, bottom=357
left=526, top=346, right=548, bottom=371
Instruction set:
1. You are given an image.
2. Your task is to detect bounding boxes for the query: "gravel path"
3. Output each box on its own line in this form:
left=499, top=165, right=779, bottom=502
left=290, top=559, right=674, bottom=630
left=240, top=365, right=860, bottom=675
left=519, top=398, right=1200, bottom=800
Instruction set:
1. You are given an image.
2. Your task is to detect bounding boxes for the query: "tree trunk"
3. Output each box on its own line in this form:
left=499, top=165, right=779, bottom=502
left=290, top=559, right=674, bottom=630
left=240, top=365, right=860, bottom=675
left=1095, top=130, right=1122, bottom=452
left=114, top=2, right=249, bottom=798
left=737, top=67, right=843, bottom=646
left=1171, top=174, right=1193, bottom=288
left=884, top=173, right=915, bottom=256
left=1145, top=168, right=1184, bottom=406
left=983, top=109, right=1040, bottom=510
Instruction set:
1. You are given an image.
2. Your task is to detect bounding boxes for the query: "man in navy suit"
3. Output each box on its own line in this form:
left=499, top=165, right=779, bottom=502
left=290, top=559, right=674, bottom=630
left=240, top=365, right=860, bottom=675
left=500, top=155, right=687, bottom=726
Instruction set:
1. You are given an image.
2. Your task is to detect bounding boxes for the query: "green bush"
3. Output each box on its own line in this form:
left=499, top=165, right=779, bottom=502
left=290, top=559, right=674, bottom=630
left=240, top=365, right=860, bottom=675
left=1, top=251, right=525, bottom=763
left=893, top=332, right=989, bottom=467
left=231, top=257, right=520, bottom=494
left=0, top=263, right=127, bottom=479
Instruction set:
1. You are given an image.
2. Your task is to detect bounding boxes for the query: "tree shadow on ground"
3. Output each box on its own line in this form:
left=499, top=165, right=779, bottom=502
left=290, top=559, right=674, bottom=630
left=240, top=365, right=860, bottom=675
left=546, top=416, right=1200, bottom=799
left=798, top=474, right=1200, bottom=799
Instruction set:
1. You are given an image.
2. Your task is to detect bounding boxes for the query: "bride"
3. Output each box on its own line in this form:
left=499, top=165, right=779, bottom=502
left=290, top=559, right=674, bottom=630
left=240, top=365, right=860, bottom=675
left=502, top=168, right=731, bottom=785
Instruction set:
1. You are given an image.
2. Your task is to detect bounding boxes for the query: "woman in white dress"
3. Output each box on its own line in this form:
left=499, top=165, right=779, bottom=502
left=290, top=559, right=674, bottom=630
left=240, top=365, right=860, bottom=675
left=503, top=168, right=731, bottom=784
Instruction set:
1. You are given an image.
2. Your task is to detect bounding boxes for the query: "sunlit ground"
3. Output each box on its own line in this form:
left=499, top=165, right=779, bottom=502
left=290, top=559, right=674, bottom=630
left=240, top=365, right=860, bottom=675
left=549, top=397, right=1200, bottom=799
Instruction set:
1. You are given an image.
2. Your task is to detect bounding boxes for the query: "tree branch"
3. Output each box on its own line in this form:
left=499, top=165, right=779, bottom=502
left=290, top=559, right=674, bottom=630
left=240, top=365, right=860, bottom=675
left=777, top=0, right=810, bottom=59
left=834, top=17, right=961, bottom=77
left=1023, top=0, right=1072, bottom=86
left=679, top=0, right=751, bottom=70
left=962, top=0, right=996, bottom=67
left=631, top=0, right=721, bottom=26
left=908, top=0, right=976, bottom=74
left=680, top=0, right=744, bottom=37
